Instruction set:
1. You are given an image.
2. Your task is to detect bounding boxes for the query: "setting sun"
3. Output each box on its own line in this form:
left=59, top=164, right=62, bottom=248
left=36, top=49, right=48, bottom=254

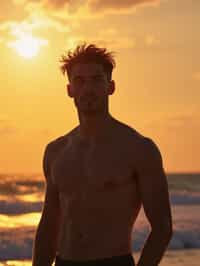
left=9, top=35, right=48, bottom=59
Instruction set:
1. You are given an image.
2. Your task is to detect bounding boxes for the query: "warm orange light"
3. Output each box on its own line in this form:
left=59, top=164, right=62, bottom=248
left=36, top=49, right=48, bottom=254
left=0, top=213, right=40, bottom=228
left=8, top=34, right=48, bottom=59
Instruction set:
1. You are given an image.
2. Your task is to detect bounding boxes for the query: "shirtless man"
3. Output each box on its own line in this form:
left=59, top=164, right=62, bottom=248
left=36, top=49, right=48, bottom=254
left=32, top=43, right=173, bottom=266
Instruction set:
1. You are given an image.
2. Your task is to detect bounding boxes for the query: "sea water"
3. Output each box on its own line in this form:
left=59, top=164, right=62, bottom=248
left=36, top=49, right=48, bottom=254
left=0, top=173, right=200, bottom=262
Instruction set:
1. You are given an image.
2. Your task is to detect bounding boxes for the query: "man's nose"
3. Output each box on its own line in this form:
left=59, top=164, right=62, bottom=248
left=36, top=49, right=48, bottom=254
left=82, top=79, right=95, bottom=91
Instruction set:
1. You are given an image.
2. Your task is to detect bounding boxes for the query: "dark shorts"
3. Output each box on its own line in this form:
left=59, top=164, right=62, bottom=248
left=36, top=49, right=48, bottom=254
left=55, top=254, right=135, bottom=266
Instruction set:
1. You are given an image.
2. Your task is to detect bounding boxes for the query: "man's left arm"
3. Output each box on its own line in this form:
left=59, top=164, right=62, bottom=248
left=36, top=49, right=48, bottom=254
left=136, top=137, right=173, bottom=266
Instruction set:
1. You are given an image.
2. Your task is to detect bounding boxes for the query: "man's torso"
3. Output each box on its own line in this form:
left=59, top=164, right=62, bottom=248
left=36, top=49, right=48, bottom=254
left=49, top=121, right=143, bottom=260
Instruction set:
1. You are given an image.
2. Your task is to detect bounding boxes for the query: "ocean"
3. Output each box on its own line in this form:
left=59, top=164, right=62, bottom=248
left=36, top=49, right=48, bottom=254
left=0, top=172, right=200, bottom=265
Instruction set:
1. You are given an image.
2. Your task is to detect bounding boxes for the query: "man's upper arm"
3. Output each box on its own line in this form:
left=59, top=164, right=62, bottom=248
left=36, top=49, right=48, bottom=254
left=41, top=143, right=60, bottom=223
left=136, top=137, right=172, bottom=232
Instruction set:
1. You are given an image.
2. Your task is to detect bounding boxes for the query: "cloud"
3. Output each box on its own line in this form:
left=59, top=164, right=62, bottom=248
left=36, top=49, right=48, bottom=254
left=85, top=27, right=136, bottom=49
left=44, top=0, right=69, bottom=9
left=0, top=0, right=78, bottom=42
left=22, top=0, right=85, bottom=14
left=0, top=0, right=161, bottom=40
left=20, top=0, right=160, bottom=18
left=60, top=27, right=136, bottom=52
left=40, top=0, right=159, bottom=13
left=0, top=0, right=160, bottom=51
left=89, top=0, right=160, bottom=13
left=15, top=15, right=71, bottom=34
left=0, top=13, right=72, bottom=46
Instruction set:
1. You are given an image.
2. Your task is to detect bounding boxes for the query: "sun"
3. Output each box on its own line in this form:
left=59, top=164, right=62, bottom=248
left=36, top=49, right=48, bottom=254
left=14, top=36, right=40, bottom=59
left=9, top=34, right=48, bottom=59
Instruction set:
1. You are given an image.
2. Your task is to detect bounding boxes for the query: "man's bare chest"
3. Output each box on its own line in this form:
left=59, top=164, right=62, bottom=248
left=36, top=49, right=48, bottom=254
left=51, top=139, right=135, bottom=196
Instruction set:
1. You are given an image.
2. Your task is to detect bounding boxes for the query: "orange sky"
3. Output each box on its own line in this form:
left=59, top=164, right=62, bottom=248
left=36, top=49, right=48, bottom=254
left=0, top=0, right=200, bottom=174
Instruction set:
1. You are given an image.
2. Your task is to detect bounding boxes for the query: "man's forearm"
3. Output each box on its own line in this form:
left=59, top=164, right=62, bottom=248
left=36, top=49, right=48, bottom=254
left=32, top=224, right=58, bottom=266
left=137, top=228, right=172, bottom=266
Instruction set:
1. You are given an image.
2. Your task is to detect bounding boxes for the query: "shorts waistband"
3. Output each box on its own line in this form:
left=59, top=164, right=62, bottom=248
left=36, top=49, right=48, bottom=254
left=55, top=253, right=135, bottom=266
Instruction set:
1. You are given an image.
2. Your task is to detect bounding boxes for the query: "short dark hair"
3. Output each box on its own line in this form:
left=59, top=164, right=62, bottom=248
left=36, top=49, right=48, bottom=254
left=59, top=42, right=116, bottom=81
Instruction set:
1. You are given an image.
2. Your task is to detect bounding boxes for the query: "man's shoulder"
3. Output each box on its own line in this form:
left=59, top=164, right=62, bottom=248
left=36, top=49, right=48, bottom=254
left=45, top=126, right=78, bottom=154
left=134, top=134, right=163, bottom=170
left=116, top=120, right=148, bottom=142
left=120, top=125, right=164, bottom=174
left=117, top=120, right=159, bottom=155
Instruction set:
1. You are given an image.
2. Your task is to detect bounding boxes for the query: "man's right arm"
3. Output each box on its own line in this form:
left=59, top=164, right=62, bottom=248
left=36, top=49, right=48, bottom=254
left=32, top=143, right=61, bottom=266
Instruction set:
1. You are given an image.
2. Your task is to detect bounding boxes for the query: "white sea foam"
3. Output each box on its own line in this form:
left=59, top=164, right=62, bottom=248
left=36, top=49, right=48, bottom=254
left=132, top=205, right=200, bottom=251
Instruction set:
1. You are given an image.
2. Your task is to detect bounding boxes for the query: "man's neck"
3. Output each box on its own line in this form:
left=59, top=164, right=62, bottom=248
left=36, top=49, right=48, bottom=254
left=77, top=112, right=114, bottom=143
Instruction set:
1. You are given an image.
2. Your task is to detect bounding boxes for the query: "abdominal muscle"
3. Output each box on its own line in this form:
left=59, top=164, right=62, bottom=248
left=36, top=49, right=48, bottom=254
left=56, top=180, right=141, bottom=260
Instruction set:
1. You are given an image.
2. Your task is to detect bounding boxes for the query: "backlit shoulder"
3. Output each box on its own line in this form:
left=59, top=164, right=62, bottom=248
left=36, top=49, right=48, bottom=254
left=137, top=136, right=164, bottom=172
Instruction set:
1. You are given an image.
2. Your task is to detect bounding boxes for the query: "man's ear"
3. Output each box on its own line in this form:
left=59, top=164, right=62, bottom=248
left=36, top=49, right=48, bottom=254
left=108, top=80, right=115, bottom=95
left=66, top=84, right=73, bottom=97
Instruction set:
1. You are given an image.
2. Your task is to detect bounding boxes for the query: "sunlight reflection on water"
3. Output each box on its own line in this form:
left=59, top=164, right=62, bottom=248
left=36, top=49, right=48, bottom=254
left=0, top=261, right=31, bottom=266
left=0, top=213, right=40, bottom=228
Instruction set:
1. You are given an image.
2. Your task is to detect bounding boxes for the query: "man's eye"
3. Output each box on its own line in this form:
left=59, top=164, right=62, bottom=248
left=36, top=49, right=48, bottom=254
left=73, top=76, right=104, bottom=84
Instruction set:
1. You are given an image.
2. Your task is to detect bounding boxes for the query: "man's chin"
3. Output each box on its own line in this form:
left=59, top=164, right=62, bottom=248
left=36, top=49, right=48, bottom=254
left=78, top=106, right=102, bottom=115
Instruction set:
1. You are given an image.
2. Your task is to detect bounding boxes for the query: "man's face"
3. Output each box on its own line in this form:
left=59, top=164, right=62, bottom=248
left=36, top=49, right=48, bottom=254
left=67, top=63, right=115, bottom=115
